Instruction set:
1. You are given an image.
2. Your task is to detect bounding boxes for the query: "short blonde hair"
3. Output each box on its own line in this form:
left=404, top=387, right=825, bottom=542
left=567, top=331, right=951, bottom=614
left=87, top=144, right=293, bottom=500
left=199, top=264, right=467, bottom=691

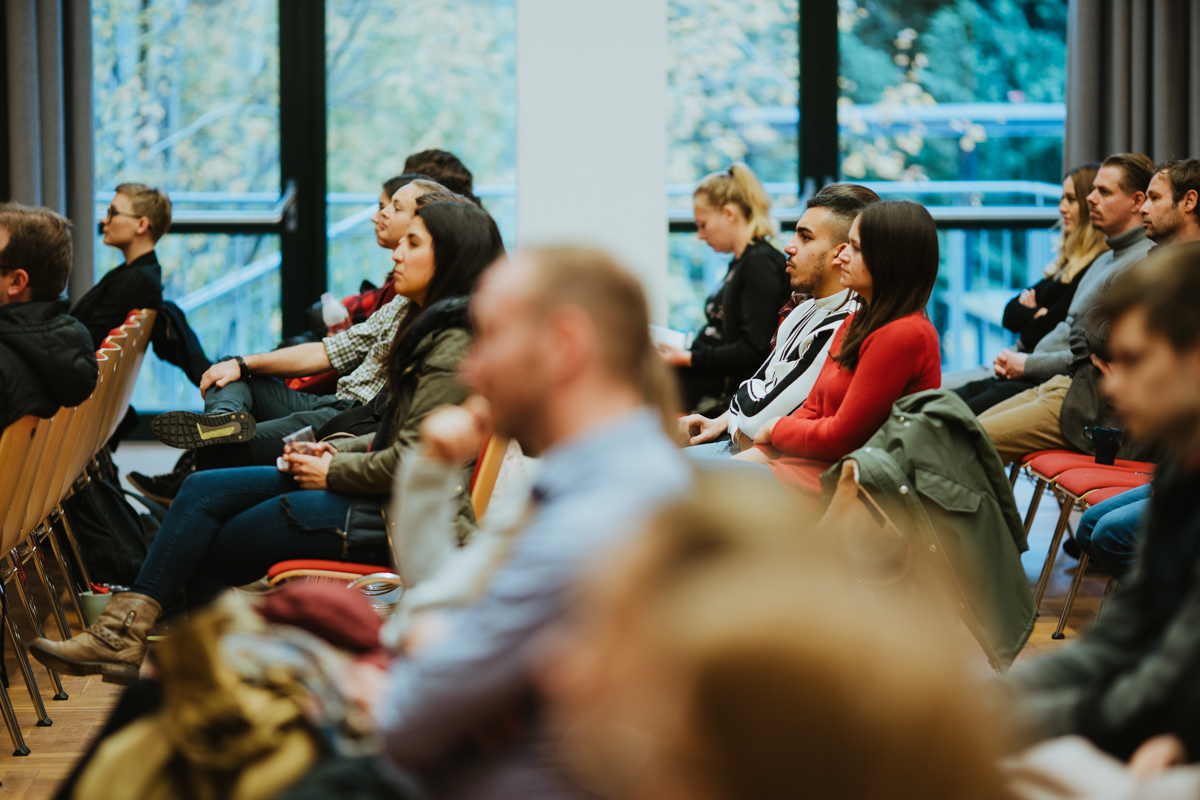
left=695, top=163, right=777, bottom=241
left=115, top=183, right=172, bottom=241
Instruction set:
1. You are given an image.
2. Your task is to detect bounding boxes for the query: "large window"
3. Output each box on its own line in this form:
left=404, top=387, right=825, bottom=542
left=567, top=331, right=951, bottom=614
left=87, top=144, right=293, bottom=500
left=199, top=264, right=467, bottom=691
left=667, top=0, right=799, bottom=332
left=838, top=0, right=1068, bottom=369
left=93, top=0, right=281, bottom=411
left=325, top=0, right=517, bottom=299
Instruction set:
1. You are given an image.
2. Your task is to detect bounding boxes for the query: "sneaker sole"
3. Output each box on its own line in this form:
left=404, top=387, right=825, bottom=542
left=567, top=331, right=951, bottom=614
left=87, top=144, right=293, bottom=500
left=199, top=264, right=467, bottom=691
left=28, top=641, right=140, bottom=686
left=151, top=411, right=256, bottom=450
left=126, top=474, right=176, bottom=507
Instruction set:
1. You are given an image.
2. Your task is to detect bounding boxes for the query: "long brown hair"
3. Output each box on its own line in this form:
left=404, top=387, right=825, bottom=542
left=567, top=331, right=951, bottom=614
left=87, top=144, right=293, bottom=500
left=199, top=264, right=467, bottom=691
left=832, top=201, right=939, bottom=372
left=1048, top=163, right=1107, bottom=283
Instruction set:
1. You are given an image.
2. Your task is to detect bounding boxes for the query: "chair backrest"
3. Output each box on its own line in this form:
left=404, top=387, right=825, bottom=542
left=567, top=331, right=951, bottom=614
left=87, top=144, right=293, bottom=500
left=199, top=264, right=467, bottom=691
left=0, top=416, right=43, bottom=553
left=20, top=411, right=68, bottom=539
left=51, top=343, right=121, bottom=509
left=470, top=435, right=510, bottom=522
left=103, top=310, right=155, bottom=444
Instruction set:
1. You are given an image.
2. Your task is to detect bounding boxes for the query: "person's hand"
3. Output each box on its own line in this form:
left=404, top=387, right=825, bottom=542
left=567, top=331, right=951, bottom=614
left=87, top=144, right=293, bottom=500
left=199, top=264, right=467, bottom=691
left=1018, top=288, right=1037, bottom=308
left=752, top=416, right=782, bottom=445
left=285, top=451, right=334, bottom=490
left=282, top=440, right=338, bottom=458
left=679, top=413, right=727, bottom=445
left=657, top=343, right=692, bottom=367
left=1129, top=734, right=1186, bottom=780
left=421, top=395, right=493, bottom=465
left=994, top=349, right=1027, bottom=379
left=199, top=359, right=242, bottom=398
left=1091, top=352, right=1113, bottom=379
left=1033, top=307, right=1048, bottom=319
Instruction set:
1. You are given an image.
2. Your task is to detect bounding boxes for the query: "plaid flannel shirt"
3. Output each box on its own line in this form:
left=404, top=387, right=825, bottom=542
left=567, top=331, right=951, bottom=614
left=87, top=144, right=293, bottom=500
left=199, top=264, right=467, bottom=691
left=322, top=294, right=408, bottom=403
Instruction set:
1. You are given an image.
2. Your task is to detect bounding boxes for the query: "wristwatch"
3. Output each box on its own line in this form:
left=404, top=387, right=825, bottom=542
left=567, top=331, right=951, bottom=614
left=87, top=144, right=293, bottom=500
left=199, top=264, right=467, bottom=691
left=234, top=355, right=252, bottom=380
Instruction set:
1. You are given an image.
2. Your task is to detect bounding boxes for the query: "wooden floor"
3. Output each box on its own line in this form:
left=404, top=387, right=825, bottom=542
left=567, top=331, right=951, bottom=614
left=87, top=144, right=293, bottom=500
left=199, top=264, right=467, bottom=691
left=0, top=462, right=1111, bottom=798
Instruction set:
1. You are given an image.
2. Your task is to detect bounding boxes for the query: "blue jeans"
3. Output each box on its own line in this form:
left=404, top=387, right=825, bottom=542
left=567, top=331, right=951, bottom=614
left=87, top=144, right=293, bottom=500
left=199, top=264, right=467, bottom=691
left=1076, top=483, right=1151, bottom=581
left=129, top=467, right=364, bottom=608
left=684, top=439, right=774, bottom=480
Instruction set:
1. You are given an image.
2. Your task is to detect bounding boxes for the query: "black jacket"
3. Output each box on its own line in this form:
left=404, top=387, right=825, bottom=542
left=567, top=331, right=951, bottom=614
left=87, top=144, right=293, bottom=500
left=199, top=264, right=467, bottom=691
left=1003, top=264, right=1093, bottom=352
left=71, top=251, right=163, bottom=349
left=690, top=238, right=790, bottom=392
left=1012, top=457, right=1200, bottom=759
left=0, top=299, right=99, bottom=428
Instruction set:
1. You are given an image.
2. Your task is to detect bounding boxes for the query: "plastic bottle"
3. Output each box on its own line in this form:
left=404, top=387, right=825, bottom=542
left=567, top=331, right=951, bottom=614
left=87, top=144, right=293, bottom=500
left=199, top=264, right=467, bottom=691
left=321, top=292, right=351, bottom=334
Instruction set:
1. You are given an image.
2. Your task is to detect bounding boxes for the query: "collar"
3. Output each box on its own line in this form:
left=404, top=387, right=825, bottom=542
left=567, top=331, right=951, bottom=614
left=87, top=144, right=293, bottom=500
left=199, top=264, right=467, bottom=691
left=814, top=288, right=853, bottom=310
left=115, top=250, right=159, bottom=270
left=1105, top=225, right=1147, bottom=253
left=532, top=407, right=663, bottom=503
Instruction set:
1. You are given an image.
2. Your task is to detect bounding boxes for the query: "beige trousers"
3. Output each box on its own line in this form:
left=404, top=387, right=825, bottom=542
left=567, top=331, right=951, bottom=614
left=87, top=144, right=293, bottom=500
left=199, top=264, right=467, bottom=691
left=979, top=374, right=1073, bottom=464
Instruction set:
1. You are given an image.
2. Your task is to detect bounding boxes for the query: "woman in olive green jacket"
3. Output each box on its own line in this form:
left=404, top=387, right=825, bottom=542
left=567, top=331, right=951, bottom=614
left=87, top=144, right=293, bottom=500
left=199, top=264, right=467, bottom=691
left=27, top=201, right=507, bottom=686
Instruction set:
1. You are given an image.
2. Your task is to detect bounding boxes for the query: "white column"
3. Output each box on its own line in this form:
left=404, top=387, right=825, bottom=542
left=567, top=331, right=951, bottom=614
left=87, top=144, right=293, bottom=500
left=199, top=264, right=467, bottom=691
left=516, top=0, right=668, bottom=322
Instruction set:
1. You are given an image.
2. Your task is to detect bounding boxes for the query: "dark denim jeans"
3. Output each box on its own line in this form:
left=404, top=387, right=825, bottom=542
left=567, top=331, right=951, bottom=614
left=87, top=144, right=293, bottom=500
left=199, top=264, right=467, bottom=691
left=129, top=467, right=354, bottom=608
left=1075, top=483, right=1151, bottom=581
left=197, top=375, right=354, bottom=470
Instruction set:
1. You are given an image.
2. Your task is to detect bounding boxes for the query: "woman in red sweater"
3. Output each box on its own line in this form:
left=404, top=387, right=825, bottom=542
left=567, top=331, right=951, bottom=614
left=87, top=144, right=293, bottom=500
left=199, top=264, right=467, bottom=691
left=730, top=201, right=942, bottom=502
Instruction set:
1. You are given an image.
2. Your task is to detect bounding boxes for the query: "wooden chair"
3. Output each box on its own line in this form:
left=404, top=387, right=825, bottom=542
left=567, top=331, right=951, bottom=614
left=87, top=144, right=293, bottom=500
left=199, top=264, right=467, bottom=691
left=265, top=435, right=512, bottom=603
left=817, top=459, right=1005, bottom=672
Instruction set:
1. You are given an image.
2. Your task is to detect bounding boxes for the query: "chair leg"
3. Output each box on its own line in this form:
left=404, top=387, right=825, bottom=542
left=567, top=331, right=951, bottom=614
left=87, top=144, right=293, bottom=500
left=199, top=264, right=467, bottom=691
left=54, top=507, right=94, bottom=592
left=1097, top=576, right=1120, bottom=623
left=1033, top=491, right=1075, bottom=612
left=1008, top=461, right=1021, bottom=488
left=0, top=587, right=31, bottom=756
left=1022, top=478, right=1047, bottom=536
left=1052, top=553, right=1090, bottom=640
left=27, top=534, right=75, bottom=641
left=0, top=582, right=52, bottom=732
left=41, top=523, right=87, bottom=630
left=6, top=554, right=68, bottom=701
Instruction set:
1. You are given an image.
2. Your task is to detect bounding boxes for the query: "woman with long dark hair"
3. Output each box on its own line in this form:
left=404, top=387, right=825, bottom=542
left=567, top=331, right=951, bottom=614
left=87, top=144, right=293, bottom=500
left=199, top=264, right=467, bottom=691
left=730, top=201, right=942, bottom=501
left=31, top=201, right=506, bottom=684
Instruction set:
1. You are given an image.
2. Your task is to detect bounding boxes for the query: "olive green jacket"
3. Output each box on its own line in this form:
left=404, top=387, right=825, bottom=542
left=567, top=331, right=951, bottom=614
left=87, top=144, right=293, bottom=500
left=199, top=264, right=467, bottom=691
left=326, top=327, right=473, bottom=500
left=821, top=389, right=1036, bottom=671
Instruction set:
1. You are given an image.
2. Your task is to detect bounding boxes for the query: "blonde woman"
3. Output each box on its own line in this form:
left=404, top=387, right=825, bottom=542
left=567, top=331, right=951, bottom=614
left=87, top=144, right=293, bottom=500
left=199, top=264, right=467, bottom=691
left=660, top=164, right=790, bottom=414
left=951, top=163, right=1109, bottom=413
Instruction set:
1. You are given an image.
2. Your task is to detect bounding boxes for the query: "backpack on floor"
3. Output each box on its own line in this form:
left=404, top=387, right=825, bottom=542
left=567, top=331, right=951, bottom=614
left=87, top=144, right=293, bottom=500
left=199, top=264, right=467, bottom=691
left=61, top=476, right=155, bottom=587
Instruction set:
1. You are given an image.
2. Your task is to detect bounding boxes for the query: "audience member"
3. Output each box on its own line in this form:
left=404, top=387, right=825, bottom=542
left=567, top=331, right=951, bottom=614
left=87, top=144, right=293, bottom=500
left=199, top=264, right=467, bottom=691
left=403, top=149, right=480, bottom=205
left=0, top=203, right=97, bottom=428
left=680, top=186, right=878, bottom=456
left=659, top=163, right=791, bottom=414
left=726, top=201, right=941, bottom=503
left=1008, top=243, right=1200, bottom=761
left=148, top=179, right=447, bottom=471
left=1139, top=158, right=1200, bottom=247
left=373, top=247, right=691, bottom=799
left=70, top=183, right=168, bottom=349
left=537, top=482, right=1011, bottom=800
left=977, top=153, right=1155, bottom=464
left=29, top=201, right=504, bottom=684
left=951, top=164, right=1107, bottom=407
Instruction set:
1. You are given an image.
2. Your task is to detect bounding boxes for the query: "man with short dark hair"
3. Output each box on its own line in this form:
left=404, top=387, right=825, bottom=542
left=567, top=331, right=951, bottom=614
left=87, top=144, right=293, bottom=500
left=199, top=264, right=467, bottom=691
left=403, top=149, right=479, bottom=205
left=71, top=183, right=169, bottom=349
left=977, top=153, right=1156, bottom=463
left=680, top=184, right=879, bottom=456
left=1010, top=242, right=1200, bottom=761
left=1140, top=159, right=1200, bottom=246
left=0, top=204, right=98, bottom=428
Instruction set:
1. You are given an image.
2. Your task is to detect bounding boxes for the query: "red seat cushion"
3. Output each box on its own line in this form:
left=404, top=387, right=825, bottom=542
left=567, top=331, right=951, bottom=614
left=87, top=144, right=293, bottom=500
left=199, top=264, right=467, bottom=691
left=1028, top=452, right=1156, bottom=479
left=266, top=559, right=390, bottom=579
left=1084, top=485, right=1145, bottom=507
left=1055, top=468, right=1152, bottom=497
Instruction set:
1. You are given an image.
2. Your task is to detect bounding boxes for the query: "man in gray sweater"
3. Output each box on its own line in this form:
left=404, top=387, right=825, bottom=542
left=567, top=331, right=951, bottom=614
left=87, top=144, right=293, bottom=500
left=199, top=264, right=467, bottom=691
left=977, top=153, right=1156, bottom=464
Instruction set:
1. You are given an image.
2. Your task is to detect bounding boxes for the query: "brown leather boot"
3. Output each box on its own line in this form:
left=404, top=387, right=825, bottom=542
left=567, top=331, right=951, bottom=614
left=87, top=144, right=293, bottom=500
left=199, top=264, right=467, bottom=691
left=29, top=592, right=162, bottom=685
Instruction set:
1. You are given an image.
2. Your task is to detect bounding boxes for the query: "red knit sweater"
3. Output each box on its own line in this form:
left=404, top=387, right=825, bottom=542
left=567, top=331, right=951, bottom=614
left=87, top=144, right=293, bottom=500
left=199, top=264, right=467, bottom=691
left=763, top=312, right=941, bottom=499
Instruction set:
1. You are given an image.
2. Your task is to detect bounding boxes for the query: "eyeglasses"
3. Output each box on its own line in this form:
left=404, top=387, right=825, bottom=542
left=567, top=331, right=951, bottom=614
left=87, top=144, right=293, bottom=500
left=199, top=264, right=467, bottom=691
left=105, top=206, right=147, bottom=225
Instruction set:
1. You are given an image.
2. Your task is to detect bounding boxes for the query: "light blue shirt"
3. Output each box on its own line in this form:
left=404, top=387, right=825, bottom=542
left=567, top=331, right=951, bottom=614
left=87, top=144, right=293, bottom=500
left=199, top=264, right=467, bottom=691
left=379, top=407, right=691, bottom=798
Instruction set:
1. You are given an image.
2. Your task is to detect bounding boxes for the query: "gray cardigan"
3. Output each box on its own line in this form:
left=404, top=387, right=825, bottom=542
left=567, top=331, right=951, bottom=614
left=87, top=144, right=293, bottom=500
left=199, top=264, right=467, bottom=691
left=1022, top=226, right=1153, bottom=382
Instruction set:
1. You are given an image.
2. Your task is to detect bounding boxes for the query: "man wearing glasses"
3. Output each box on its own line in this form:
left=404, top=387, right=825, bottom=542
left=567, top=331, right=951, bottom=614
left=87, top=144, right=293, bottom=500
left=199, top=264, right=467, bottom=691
left=71, top=183, right=168, bottom=349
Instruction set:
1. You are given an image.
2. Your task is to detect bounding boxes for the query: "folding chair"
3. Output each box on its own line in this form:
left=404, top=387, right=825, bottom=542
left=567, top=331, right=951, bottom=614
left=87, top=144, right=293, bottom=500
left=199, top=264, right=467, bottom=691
left=1031, top=467, right=1152, bottom=612
left=816, top=459, right=1005, bottom=672
left=1014, top=449, right=1154, bottom=537
left=1049, top=484, right=1139, bottom=640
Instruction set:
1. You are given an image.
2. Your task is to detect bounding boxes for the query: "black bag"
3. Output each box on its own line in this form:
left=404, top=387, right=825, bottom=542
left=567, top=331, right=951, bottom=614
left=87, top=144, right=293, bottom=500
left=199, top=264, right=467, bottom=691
left=314, top=390, right=390, bottom=440
left=60, top=477, right=155, bottom=586
left=150, top=301, right=212, bottom=387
